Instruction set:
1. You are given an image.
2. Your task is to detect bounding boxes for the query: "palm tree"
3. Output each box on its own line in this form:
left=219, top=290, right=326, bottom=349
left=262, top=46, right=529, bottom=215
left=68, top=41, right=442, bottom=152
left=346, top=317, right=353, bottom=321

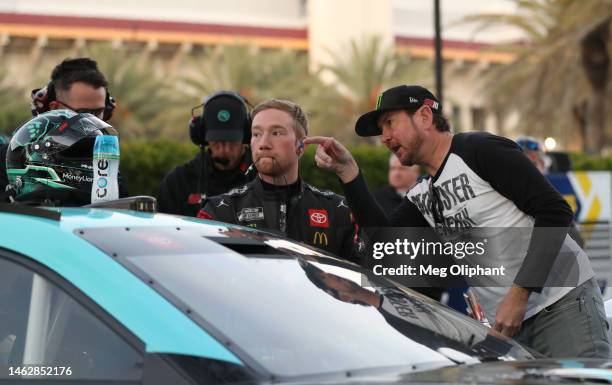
left=181, top=45, right=318, bottom=104
left=173, top=38, right=432, bottom=144
left=83, top=43, right=189, bottom=140
left=0, top=70, right=31, bottom=137
left=320, top=36, right=432, bottom=143
left=462, top=0, right=612, bottom=154
left=179, top=44, right=341, bottom=138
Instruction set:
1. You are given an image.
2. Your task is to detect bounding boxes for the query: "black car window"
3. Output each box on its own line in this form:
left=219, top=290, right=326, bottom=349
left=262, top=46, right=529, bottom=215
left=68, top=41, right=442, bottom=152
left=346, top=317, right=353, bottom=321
left=80, top=226, right=534, bottom=378
left=0, top=256, right=143, bottom=380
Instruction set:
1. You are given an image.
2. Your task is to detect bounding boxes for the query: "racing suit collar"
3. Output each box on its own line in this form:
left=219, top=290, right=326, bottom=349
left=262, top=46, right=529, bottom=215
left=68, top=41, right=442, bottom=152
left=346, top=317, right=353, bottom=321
left=254, top=175, right=304, bottom=200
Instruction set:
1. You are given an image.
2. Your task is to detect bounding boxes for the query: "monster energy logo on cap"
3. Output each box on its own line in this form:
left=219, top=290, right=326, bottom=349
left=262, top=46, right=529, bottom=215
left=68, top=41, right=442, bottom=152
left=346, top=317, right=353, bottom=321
left=357, top=85, right=441, bottom=137
left=217, top=110, right=230, bottom=122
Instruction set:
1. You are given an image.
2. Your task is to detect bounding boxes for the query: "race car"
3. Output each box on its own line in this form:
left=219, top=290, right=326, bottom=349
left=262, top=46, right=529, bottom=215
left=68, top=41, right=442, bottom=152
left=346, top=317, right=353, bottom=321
left=0, top=202, right=611, bottom=385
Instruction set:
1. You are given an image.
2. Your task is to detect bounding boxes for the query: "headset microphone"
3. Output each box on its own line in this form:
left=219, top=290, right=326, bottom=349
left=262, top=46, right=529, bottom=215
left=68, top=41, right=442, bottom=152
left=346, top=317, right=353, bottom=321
left=244, top=158, right=261, bottom=177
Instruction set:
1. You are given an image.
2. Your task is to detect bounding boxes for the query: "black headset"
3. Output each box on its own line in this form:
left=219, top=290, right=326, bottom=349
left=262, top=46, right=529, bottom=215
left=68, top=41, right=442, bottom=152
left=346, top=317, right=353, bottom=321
left=188, top=90, right=251, bottom=146
left=30, top=82, right=116, bottom=122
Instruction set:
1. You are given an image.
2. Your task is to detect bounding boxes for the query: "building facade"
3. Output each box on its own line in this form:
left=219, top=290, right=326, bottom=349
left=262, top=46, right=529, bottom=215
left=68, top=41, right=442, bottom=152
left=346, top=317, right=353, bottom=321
left=0, top=0, right=519, bottom=135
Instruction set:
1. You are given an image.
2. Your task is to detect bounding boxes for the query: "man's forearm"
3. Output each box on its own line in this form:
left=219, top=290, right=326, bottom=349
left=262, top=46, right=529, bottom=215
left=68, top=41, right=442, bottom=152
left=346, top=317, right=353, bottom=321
left=341, top=171, right=390, bottom=227
left=513, top=226, right=569, bottom=292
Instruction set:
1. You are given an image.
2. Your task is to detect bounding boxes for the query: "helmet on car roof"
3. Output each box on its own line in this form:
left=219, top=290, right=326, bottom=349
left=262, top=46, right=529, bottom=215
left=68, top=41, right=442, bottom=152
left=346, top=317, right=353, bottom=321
left=6, top=109, right=118, bottom=206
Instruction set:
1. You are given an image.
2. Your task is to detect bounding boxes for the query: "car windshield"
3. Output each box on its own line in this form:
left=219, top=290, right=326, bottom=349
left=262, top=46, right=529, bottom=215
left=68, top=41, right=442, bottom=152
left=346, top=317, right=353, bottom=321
left=80, top=225, right=534, bottom=378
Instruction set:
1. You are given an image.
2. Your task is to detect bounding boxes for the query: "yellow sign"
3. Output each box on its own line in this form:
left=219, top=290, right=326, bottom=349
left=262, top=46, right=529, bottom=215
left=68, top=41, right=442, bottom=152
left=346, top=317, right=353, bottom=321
left=563, top=194, right=578, bottom=214
left=313, top=231, right=328, bottom=246
left=569, top=171, right=610, bottom=221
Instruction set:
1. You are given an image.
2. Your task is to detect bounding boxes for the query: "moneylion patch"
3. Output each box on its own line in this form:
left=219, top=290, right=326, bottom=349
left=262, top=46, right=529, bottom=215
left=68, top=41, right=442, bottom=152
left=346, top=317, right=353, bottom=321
left=237, top=207, right=264, bottom=222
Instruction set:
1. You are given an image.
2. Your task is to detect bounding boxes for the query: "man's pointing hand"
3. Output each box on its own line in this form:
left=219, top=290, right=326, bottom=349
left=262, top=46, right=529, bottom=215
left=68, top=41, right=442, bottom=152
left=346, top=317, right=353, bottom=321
left=303, top=136, right=359, bottom=183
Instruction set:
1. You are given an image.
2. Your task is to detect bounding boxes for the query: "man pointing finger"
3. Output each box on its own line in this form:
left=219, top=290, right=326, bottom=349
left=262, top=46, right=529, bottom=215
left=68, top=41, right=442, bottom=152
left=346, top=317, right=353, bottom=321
left=307, top=84, right=608, bottom=358
left=303, top=136, right=358, bottom=182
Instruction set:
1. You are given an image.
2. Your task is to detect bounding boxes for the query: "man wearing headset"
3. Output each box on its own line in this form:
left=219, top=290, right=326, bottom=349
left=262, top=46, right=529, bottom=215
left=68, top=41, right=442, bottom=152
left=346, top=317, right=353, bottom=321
left=31, top=58, right=114, bottom=120
left=157, top=91, right=254, bottom=217
left=198, top=99, right=361, bottom=263
left=0, top=57, right=116, bottom=192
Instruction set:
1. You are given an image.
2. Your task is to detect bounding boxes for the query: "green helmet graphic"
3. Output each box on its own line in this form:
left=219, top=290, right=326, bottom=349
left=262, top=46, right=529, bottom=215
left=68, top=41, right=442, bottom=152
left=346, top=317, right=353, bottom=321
left=6, top=109, right=118, bottom=205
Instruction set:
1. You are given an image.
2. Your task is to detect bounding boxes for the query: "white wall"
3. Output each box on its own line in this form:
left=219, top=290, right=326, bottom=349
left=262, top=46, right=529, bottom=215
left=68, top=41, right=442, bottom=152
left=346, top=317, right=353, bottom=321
left=0, top=0, right=306, bottom=28
left=307, top=0, right=393, bottom=75
left=393, top=0, right=523, bottom=42
left=1, top=0, right=522, bottom=40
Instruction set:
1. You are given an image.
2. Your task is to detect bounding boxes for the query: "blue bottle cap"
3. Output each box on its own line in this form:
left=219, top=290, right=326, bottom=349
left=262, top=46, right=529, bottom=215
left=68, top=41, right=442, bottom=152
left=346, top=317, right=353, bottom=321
left=93, top=135, right=120, bottom=160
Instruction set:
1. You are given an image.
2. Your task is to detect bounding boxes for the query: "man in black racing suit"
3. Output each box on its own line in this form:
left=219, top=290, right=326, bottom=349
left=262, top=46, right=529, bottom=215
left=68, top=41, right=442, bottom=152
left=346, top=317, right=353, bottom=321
left=199, top=99, right=361, bottom=263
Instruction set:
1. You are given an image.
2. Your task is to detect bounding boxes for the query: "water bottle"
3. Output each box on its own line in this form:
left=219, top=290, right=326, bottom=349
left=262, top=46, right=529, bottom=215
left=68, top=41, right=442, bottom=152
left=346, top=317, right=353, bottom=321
left=91, top=135, right=120, bottom=204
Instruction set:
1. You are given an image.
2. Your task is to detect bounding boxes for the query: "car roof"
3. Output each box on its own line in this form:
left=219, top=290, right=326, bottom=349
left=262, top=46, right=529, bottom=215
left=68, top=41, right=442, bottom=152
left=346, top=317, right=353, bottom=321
left=0, top=206, right=242, bottom=365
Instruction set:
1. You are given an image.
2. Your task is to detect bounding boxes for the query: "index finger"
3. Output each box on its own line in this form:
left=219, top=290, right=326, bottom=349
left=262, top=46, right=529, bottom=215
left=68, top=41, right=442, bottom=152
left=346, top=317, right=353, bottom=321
left=303, top=136, right=331, bottom=146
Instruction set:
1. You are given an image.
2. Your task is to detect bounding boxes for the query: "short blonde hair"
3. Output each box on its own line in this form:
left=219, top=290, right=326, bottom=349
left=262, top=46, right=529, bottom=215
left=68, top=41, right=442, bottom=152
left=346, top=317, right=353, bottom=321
left=251, top=99, right=309, bottom=139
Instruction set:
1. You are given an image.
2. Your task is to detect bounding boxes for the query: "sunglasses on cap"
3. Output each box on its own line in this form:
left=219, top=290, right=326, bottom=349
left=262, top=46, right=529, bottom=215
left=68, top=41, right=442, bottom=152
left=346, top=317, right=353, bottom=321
left=516, top=138, right=542, bottom=152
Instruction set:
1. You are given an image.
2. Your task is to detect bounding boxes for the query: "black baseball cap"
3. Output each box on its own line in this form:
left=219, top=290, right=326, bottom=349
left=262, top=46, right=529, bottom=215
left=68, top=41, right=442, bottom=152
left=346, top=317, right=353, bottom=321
left=204, top=95, right=248, bottom=142
left=355, top=85, right=442, bottom=137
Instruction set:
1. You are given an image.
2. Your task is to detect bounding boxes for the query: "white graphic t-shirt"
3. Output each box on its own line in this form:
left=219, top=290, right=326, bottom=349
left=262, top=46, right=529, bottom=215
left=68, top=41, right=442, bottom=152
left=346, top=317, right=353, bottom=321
left=344, top=132, right=593, bottom=321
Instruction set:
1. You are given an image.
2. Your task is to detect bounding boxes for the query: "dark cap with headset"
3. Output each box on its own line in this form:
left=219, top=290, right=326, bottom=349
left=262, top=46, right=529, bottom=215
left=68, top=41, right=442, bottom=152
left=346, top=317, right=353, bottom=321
left=189, top=91, right=251, bottom=146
